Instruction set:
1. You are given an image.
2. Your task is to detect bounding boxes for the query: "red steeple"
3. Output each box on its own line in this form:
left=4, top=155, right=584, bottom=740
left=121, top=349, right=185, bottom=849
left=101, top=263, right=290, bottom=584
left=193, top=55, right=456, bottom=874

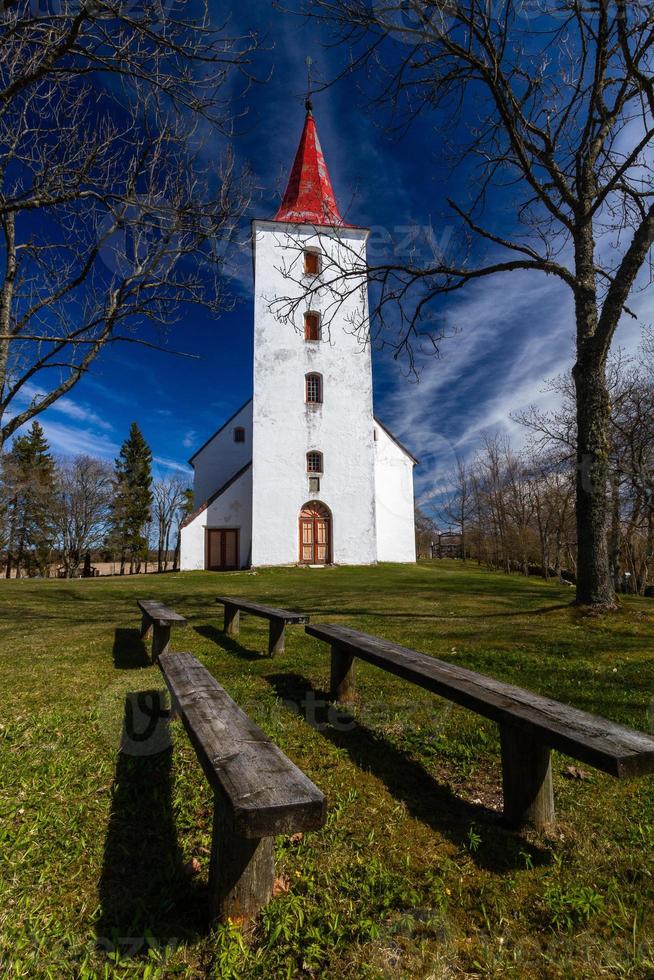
left=274, top=103, right=346, bottom=226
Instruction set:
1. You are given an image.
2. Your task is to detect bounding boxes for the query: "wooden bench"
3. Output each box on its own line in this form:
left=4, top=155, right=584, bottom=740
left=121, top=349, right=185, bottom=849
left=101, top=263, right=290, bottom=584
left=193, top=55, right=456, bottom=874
left=137, top=599, right=187, bottom=662
left=216, top=596, right=310, bottom=656
left=158, top=652, right=326, bottom=926
left=306, top=623, right=654, bottom=831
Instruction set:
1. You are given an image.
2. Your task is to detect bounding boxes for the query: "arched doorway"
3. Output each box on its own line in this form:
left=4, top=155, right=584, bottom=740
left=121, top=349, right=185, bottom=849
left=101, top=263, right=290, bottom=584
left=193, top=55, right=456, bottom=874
left=299, top=501, right=331, bottom=564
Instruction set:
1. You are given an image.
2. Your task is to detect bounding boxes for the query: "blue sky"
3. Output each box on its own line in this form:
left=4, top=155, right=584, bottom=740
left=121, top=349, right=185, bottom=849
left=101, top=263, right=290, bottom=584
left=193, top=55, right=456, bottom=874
left=15, top=2, right=649, bottom=506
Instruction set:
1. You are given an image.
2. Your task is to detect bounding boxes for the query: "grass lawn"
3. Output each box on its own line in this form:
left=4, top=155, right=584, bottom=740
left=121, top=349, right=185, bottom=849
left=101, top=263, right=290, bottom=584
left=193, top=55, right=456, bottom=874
left=2, top=561, right=654, bottom=978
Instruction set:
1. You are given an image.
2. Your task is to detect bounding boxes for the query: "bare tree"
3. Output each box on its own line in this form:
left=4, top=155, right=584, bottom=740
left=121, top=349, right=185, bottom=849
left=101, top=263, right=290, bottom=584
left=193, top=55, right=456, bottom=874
left=153, top=476, right=188, bottom=572
left=54, top=454, right=112, bottom=578
left=287, top=0, right=654, bottom=607
left=0, top=2, right=257, bottom=448
left=437, top=454, right=472, bottom=561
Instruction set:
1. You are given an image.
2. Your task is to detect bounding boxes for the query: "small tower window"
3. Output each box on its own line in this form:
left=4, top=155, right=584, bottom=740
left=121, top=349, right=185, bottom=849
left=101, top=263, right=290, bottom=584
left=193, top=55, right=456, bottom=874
left=304, top=312, right=321, bottom=342
left=233, top=427, right=245, bottom=443
left=304, top=249, right=320, bottom=276
left=305, top=373, right=322, bottom=404
left=306, top=451, right=323, bottom=473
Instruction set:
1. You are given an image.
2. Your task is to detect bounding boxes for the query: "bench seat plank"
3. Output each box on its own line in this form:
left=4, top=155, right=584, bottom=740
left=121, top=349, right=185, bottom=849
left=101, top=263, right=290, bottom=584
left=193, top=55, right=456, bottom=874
left=159, top=652, right=325, bottom=837
left=306, top=624, right=654, bottom=778
left=138, top=599, right=187, bottom=627
left=216, top=596, right=309, bottom=624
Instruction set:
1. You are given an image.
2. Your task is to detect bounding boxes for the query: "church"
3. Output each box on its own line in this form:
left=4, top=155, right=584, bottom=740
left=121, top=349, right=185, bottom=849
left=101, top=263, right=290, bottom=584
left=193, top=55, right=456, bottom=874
left=179, top=104, right=417, bottom=571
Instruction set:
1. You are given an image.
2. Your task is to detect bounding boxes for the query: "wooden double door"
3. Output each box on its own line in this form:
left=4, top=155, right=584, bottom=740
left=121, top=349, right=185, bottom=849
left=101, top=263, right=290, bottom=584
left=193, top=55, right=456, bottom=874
left=206, top=529, right=239, bottom=570
left=299, top=502, right=331, bottom=564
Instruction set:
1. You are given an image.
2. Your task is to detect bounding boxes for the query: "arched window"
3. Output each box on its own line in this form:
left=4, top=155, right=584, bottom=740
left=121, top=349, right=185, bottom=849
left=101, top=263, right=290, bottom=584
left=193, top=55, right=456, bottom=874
left=233, top=426, right=245, bottom=443
left=304, top=312, right=320, bottom=342
left=305, top=373, right=322, bottom=404
left=304, top=249, right=320, bottom=276
left=306, top=451, right=323, bottom=473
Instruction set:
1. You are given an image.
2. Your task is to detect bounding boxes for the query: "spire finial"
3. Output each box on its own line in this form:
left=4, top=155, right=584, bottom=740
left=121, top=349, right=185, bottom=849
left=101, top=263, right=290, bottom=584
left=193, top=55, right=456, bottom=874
left=305, top=56, right=313, bottom=113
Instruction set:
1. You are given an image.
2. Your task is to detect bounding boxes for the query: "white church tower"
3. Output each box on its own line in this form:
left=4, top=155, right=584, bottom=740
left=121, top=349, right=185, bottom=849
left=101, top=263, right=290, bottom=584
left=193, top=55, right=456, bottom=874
left=180, top=103, right=417, bottom=570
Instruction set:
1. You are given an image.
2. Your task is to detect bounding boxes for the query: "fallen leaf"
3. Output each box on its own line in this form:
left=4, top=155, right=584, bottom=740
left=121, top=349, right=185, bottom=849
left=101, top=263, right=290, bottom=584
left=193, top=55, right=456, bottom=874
left=562, top=765, right=590, bottom=781
left=272, top=875, right=290, bottom=897
left=289, top=832, right=304, bottom=845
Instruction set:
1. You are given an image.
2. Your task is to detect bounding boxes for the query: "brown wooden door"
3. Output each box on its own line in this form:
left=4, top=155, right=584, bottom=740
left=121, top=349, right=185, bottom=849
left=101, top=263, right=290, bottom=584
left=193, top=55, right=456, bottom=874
left=299, top=503, right=331, bottom=564
left=206, top=529, right=239, bottom=570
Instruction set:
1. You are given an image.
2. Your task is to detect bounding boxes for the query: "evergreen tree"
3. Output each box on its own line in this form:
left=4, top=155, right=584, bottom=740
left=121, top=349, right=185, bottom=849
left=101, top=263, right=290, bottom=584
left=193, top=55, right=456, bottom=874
left=2, top=422, right=56, bottom=577
left=109, top=423, right=153, bottom=574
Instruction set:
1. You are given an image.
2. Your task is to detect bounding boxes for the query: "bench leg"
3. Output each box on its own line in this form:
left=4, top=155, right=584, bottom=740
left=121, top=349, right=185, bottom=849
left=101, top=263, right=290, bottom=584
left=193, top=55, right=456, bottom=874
left=209, top=803, right=275, bottom=929
left=268, top=619, right=286, bottom=657
left=500, top=724, right=554, bottom=831
left=151, top=624, right=171, bottom=663
left=224, top=604, right=240, bottom=637
left=140, top=614, right=152, bottom=640
left=168, top=692, right=180, bottom=722
left=330, top=644, right=355, bottom=704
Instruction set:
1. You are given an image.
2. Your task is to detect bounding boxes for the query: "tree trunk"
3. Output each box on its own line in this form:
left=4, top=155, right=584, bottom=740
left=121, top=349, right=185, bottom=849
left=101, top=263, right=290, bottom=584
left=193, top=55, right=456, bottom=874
left=572, top=215, right=617, bottom=608
left=573, top=355, right=615, bottom=607
left=608, top=471, right=622, bottom=593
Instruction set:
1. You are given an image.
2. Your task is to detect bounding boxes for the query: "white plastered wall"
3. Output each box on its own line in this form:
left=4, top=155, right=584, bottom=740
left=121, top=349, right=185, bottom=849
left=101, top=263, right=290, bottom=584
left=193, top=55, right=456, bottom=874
left=250, top=220, right=377, bottom=566
left=191, top=401, right=253, bottom=506
left=179, top=466, right=252, bottom=570
left=374, top=424, right=417, bottom=563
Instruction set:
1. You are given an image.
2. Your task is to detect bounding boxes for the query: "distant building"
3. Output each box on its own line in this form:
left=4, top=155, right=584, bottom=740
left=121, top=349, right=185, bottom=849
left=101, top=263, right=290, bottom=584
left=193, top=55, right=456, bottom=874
left=432, top=533, right=463, bottom=559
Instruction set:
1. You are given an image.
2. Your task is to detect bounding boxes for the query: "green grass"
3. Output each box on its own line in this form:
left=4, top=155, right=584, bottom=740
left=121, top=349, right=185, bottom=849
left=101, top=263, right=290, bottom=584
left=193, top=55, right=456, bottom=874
left=1, top=561, right=654, bottom=978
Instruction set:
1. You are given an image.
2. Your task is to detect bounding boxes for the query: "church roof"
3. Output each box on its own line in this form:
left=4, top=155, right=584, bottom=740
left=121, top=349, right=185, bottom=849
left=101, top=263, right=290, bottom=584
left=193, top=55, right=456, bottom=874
left=374, top=416, right=420, bottom=465
left=274, top=104, right=347, bottom=227
left=180, top=462, right=252, bottom=529
left=188, top=398, right=252, bottom=466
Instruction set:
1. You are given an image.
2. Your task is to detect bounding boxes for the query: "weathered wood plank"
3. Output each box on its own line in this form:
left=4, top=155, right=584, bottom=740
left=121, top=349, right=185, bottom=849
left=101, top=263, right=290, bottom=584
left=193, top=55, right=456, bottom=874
left=268, top=619, right=286, bottom=657
left=158, top=652, right=326, bottom=837
left=330, top=644, right=355, bottom=704
left=216, top=596, right=309, bottom=624
left=137, top=599, right=187, bottom=628
left=151, top=624, right=171, bottom=662
left=209, top=803, right=274, bottom=927
left=306, top=624, right=654, bottom=778
left=224, top=603, right=240, bottom=636
left=500, top=723, right=555, bottom=829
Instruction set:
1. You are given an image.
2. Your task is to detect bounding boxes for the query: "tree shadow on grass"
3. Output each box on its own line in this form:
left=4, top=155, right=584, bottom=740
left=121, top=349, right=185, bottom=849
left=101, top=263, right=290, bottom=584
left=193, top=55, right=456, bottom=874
left=97, top=692, right=207, bottom=959
left=193, top=624, right=262, bottom=661
left=303, top=603, right=571, bottom=621
left=112, top=628, right=150, bottom=669
left=265, top=672, right=552, bottom=874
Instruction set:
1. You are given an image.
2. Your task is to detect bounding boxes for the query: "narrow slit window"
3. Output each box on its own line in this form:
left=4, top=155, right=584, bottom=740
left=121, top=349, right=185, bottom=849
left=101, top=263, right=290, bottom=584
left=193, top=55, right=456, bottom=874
left=233, top=427, right=245, bottom=443
left=304, top=312, right=320, bottom=342
left=304, top=250, right=320, bottom=275
left=306, top=451, right=323, bottom=473
left=305, top=373, right=322, bottom=404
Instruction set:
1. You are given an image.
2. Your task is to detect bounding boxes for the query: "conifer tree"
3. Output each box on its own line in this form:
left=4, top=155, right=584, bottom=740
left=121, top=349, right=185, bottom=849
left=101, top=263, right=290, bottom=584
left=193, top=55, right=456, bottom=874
left=2, top=422, right=55, bottom=577
left=110, top=423, right=153, bottom=574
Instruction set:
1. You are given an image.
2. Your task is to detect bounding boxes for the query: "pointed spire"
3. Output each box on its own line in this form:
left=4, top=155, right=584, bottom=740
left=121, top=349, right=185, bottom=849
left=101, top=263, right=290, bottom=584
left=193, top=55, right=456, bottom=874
left=274, top=107, right=346, bottom=226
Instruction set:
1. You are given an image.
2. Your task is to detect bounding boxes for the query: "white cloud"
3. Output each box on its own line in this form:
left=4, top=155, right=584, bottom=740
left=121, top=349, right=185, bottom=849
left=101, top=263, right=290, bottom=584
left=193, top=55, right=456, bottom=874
left=48, top=395, right=113, bottom=431
left=153, top=455, right=193, bottom=477
left=181, top=429, right=197, bottom=449
left=36, top=418, right=119, bottom=460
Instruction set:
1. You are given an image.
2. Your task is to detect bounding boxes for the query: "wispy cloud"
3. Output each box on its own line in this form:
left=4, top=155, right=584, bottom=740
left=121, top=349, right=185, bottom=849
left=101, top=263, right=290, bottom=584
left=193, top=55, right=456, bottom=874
left=48, top=395, right=113, bottom=432
left=36, top=418, right=119, bottom=460
left=374, top=269, right=573, bottom=496
left=153, top=455, right=193, bottom=478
